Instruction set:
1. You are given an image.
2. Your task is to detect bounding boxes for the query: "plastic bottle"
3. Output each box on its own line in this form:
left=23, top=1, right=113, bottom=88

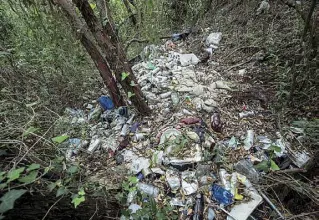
left=171, top=92, right=180, bottom=105
left=234, top=159, right=260, bottom=183
left=193, top=194, right=204, bottom=220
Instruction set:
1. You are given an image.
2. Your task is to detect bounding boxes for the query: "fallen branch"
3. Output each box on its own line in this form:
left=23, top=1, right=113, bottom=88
left=125, top=38, right=149, bottom=51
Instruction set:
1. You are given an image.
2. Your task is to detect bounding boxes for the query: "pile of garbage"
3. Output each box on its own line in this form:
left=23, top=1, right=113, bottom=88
left=60, top=31, right=312, bottom=219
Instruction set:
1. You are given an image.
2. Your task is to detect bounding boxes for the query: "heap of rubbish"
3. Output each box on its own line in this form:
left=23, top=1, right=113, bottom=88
left=58, top=30, right=312, bottom=220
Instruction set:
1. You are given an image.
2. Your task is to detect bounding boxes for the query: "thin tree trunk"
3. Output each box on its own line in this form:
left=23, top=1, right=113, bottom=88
left=73, top=0, right=151, bottom=115
left=55, top=0, right=124, bottom=107
left=122, top=0, right=137, bottom=25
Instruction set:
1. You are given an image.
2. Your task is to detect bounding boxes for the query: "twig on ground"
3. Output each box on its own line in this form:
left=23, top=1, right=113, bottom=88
left=287, top=211, right=319, bottom=220
left=89, top=202, right=98, bottom=220
left=259, top=190, right=285, bottom=219
left=42, top=195, right=64, bottom=220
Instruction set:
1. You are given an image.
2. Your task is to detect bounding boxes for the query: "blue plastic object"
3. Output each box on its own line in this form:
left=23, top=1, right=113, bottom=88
left=98, top=96, right=114, bottom=110
left=211, top=184, right=233, bottom=206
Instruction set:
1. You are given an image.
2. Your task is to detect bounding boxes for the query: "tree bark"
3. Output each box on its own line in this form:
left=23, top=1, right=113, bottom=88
left=72, top=0, right=151, bottom=115
left=55, top=0, right=124, bottom=107
left=122, top=0, right=137, bottom=25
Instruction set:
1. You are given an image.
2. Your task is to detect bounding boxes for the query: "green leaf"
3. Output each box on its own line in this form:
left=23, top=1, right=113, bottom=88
left=67, top=165, right=78, bottom=174
left=22, top=127, right=39, bottom=137
left=51, top=135, right=69, bottom=144
left=0, top=172, right=6, bottom=182
left=128, top=176, right=138, bottom=184
left=7, top=168, right=25, bottom=182
left=56, top=187, right=68, bottom=197
left=0, top=189, right=27, bottom=213
left=26, top=163, right=40, bottom=172
left=254, top=160, right=270, bottom=172
left=78, top=189, right=85, bottom=196
left=121, top=72, right=130, bottom=81
left=130, top=81, right=137, bottom=86
left=48, top=182, right=57, bottom=192
left=18, top=171, right=38, bottom=184
left=71, top=196, right=85, bottom=208
left=89, top=3, right=96, bottom=10
left=127, top=92, right=135, bottom=99
left=0, top=215, right=5, bottom=219
left=0, top=183, right=7, bottom=190
left=268, top=145, right=282, bottom=153
left=270, top=159, right=280, bottom=171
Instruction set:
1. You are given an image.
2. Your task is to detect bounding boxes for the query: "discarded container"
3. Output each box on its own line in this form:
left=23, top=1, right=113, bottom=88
left=171, top=92, right=180, bottom=105
left=88, top=106, right=102, bottom=121
left=219, top=169, right=231, bottom=191
left=65, top=138, right=89, bottom=160
left=211, top=111, right=222, bottom=132
left=180, top=117, right=201, bottom=125
left=211, top=184, right=233, bottom=206
left=136, top=182, right=159, bottom=198
left=193, top=194, right=204, bottom=220
left=120, top=114, right=135, bottom=136
left=132, top=133, right=145, bottom=142
left=239, top=111, right=255, bottom=118
left=244, top=130, right=254, bottom=150
left=182, top=109, right=194, bottom=116
left=234, top=160, right=260, bottom=183
left=160, top=91, right=172, bottom=99
left=98, top=96, right=114, bottom=110
left=130, top=122, right=139, bottom=133
left=227, top=175, right=263, bottom=220
left=87, top=138, right=101, bottom=153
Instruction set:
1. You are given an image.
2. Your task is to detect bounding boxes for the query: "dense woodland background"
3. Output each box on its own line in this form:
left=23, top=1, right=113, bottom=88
left=0, top=0, right=318, bottom=219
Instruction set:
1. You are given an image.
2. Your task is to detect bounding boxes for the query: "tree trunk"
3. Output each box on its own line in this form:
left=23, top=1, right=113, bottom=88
left=54, top=0, right=124, bottom=107
left=73, top=0, right=151, bottom=115
left=122, top=0, right=137, bottom=25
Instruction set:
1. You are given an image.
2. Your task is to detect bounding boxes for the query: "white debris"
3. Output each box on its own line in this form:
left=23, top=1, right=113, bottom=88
left=87, top=138, right=101, bottom=153
left=130, top=157, right=150, bottom=174
left=206, top=32, right=222, bottom=46
left=179, top=53, right=200, bottom=66
left=256, top=0, right=270, bottom=15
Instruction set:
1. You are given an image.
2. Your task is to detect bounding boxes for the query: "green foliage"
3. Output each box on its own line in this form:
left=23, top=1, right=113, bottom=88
left=71, top=189, right=86, bottom=208
left=51, top=135, right=69, bottom=144
left=0, top=189, right=27, bottom=214
left=121, top=72, right=130, bottom=81
left=22, top=127, right=40, bottom=137
left=127, top=91, right=135, bottom=99
left=7, top=168, right=25, bottom=182
left=26, top=163, right=40, bottom=172
left=18, top=171, right=39, bottom=184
